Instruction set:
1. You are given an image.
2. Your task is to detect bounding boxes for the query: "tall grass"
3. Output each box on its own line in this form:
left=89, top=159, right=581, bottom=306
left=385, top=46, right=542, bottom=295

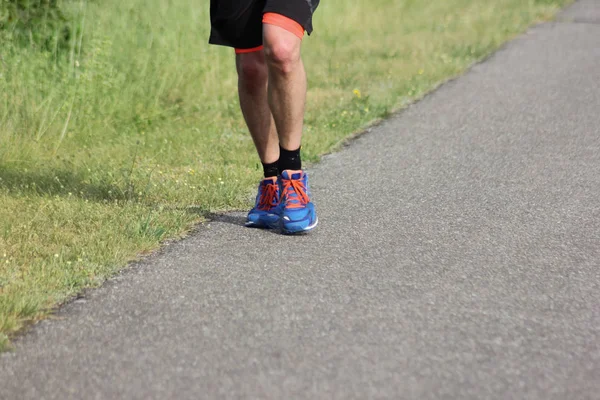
left=0, top=0, right=571, bottom=349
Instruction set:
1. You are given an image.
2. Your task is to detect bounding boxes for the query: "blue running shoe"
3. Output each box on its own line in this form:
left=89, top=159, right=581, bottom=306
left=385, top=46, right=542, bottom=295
left=245, top=177, right=280, bottom=229
left=278, top=170, right=318, bottom=234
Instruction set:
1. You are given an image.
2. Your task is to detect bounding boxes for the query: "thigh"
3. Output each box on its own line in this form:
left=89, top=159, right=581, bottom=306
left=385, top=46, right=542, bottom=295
left=263, top=0, right=320, bottom=35
left=209, top=0, right=267, bottom=49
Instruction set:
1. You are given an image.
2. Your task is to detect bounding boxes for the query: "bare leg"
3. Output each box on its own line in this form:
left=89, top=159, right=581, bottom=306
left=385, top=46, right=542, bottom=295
left=236, top=51, right=279, bottom=164
left=262, top=24, right=306, bottom=152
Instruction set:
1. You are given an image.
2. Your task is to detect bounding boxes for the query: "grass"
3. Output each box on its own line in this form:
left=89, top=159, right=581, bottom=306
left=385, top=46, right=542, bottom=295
left=0, top=0, right=571, bottom=350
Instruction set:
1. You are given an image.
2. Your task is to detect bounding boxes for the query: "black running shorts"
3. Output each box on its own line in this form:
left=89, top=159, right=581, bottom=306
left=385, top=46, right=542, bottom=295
left=209, top=0, right=320, bottom=50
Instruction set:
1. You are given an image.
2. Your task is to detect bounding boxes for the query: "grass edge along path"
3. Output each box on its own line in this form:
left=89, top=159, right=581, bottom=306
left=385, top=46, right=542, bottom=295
left=0, top=0, right=572, bottom=351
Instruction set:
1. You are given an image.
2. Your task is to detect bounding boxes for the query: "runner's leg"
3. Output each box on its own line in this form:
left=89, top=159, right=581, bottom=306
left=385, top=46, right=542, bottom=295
left=262, top=23, right=305, bottom=153
left=236, top=50, right=279, bottom=165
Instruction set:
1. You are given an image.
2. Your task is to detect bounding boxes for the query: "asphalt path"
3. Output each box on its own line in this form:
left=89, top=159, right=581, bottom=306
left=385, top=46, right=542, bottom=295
left=1, top=1, right=599, bottom=399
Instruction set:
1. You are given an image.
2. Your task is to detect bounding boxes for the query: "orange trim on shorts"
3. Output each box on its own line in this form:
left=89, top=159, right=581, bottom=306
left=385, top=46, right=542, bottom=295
left=235, top=45, right=264, bottom=54
left=262, top=12, right=305, bottom=39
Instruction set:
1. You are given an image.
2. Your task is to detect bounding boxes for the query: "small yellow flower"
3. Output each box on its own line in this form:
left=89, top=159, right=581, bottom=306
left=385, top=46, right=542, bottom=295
left=353, top=89, right=362, bottom=99
left=418, top=69, right=424, bottom=75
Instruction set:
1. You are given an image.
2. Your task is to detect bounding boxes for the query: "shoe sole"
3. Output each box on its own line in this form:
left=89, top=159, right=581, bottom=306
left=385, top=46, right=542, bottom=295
left=281, top=217, right=318, bottom=235
left=245, top=213, right=280, bottom=229
left=245, top=221, right=276, bottom=229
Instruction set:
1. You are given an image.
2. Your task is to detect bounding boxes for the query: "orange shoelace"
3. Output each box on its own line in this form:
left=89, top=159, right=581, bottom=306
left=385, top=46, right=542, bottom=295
left=257, top=182, right=279, bottom=211
left=281, top=178, right=310, bottom=209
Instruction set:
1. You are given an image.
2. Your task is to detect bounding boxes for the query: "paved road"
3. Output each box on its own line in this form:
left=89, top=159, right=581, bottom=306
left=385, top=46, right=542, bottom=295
left=2, top=2, right=599, bottom=399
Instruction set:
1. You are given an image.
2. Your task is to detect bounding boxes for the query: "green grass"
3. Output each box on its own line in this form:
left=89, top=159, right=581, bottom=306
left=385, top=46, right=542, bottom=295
left=0, top=0, right=571, bottom=350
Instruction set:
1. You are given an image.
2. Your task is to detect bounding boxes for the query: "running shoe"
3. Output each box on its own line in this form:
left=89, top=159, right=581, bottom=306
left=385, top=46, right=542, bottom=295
left=278, top=170, right=318, bottom=234
left=245, top=177, right=280, bottom=228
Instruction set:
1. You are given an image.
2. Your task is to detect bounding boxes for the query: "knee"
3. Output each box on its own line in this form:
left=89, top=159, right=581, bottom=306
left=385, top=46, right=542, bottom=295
left=237, top=53, right=268, bottom=91
left=263, top=33, right=301, bottom=75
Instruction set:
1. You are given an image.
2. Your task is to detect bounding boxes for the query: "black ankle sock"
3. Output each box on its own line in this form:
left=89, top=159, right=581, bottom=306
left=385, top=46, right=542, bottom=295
left=278, top=145, right=301, bottom=173
left=262, top=160, right=279, bottom=178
